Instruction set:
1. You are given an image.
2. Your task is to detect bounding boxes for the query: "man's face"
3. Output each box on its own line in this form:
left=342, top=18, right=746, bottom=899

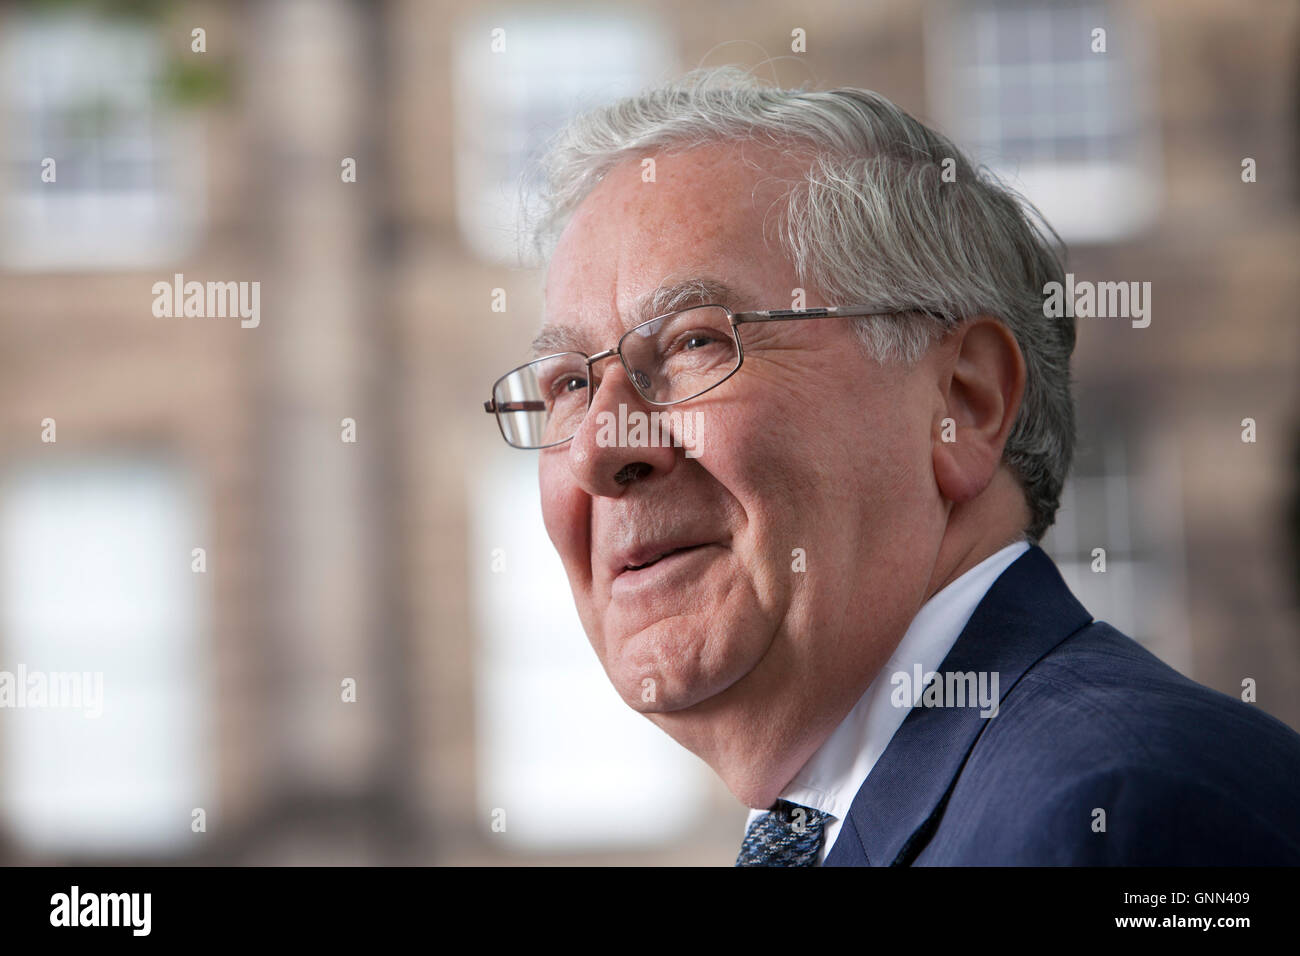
left=538, top=142, right=950, bottom=799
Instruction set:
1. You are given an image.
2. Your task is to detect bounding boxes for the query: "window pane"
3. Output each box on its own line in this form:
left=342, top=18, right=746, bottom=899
left=0, top=457, right=212, bottom=856
left=470, top=450, right=711, bottom=851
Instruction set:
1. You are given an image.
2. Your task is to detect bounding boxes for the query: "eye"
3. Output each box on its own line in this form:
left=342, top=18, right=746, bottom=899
left=666, top=330, right=725, bottom=356
left=546, top=373, right=588, bottom=399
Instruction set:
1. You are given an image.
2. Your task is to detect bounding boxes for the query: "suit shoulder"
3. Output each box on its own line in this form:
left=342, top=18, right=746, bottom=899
left=982, top=620, right=1300, bottom=771
left=929, top=621, right=1300, bottom=863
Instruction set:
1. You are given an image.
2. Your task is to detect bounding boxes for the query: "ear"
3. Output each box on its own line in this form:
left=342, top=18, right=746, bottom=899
left=931, top=317, right=1026, bottom=504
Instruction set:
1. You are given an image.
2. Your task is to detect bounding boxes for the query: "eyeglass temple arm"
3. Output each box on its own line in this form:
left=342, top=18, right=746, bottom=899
left=484, top=399, right=545, bottom=413
left=731, top=305, right=910, bottom=325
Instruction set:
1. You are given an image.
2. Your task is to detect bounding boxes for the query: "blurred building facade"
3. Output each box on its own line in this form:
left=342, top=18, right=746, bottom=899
left=0, top=0, right=1295, bottom=865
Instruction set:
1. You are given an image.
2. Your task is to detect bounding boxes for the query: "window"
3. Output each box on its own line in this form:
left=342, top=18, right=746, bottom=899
left=470, top=449, right=712, bottom=851
left=0, top=9, right=203, bottom=270
left=926, top=0, right=1159, bottom=242
left=1040, top=425, right=1192, bottom=674
left=0, top=456, right=212, bottom=856
left=452, top=9, right=673, bottom=264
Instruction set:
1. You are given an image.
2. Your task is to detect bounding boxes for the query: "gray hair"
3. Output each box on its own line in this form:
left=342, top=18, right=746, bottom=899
left=524, top=66, right=1074, bottom=541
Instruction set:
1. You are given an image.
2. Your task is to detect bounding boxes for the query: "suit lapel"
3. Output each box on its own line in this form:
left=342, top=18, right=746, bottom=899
left=823, top=546, right=1093, bottom=866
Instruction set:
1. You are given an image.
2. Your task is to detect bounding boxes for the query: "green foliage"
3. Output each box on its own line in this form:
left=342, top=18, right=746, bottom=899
left=20, top=0, right=171, bottom=21
left=160, top=57, right=232, bottom=107
left=19, top=0, right=234, bottom=108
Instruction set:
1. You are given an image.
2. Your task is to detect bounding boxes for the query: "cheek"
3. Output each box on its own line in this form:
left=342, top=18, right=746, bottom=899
left=538, top=458, right=588, bottom=577
left=694, top=409, right=813, bottom=592
left=717, top=398, right=851, bottom=519
left=728, top=374, right=932, bottom=559
left=849, top=388, right=947, bottom=568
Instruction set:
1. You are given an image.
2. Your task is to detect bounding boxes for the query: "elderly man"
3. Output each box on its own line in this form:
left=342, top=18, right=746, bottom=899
left=483, top=67, right=1300, bottom=865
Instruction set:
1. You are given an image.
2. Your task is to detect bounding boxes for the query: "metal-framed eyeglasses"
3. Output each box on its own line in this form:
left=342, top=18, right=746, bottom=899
left=482, top=303, right=925, bottom=449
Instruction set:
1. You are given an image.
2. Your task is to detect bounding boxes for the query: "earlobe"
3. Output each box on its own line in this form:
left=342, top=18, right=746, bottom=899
left=933, top=426, right=999, bottom=503
left=930, top=318, right=1026, bottom=505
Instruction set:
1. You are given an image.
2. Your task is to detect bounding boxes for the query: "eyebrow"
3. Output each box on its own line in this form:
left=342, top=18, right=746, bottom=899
left=530, top=277, right=745, bottom=358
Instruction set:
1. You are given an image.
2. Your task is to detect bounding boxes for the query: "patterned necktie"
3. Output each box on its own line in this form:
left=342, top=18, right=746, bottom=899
left=735, top=799, right=831, bottom=866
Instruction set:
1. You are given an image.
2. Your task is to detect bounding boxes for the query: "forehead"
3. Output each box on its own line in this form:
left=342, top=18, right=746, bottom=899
left=536, top=142, right=808, bottom=356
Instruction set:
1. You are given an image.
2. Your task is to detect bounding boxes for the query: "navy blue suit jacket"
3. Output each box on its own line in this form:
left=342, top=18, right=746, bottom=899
left=823, top=545, right=1300, bottom=865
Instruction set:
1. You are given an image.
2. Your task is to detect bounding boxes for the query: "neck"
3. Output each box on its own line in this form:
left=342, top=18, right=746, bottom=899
left=926, top=468, right=1031, bottom=600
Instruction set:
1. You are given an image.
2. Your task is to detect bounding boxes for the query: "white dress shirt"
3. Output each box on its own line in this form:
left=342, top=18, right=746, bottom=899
left=742, top=540, right=1030, bottom=864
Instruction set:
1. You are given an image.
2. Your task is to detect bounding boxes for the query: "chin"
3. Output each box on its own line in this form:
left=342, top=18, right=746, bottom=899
left=600, top=616, right=761, bottom=715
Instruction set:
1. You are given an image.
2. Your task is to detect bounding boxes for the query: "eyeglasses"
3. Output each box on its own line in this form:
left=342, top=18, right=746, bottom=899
left=483, top=302, right=920, bottom=449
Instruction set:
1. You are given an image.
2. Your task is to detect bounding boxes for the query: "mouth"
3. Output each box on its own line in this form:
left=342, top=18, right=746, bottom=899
left=607, top=540, right=725, bottom=600
left=621, top=543, right=709, bottom=574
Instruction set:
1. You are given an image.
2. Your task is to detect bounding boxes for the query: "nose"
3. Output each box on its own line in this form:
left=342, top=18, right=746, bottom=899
left=565, top=358, right=680, bottom=497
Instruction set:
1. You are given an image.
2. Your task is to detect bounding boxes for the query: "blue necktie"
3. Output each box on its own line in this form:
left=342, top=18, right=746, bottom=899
left=735, top=799, right=830, bottom=866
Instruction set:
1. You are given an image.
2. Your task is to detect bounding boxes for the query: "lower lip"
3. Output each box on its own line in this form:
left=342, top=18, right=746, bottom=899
left=612, top=544, right=719, bottom=596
